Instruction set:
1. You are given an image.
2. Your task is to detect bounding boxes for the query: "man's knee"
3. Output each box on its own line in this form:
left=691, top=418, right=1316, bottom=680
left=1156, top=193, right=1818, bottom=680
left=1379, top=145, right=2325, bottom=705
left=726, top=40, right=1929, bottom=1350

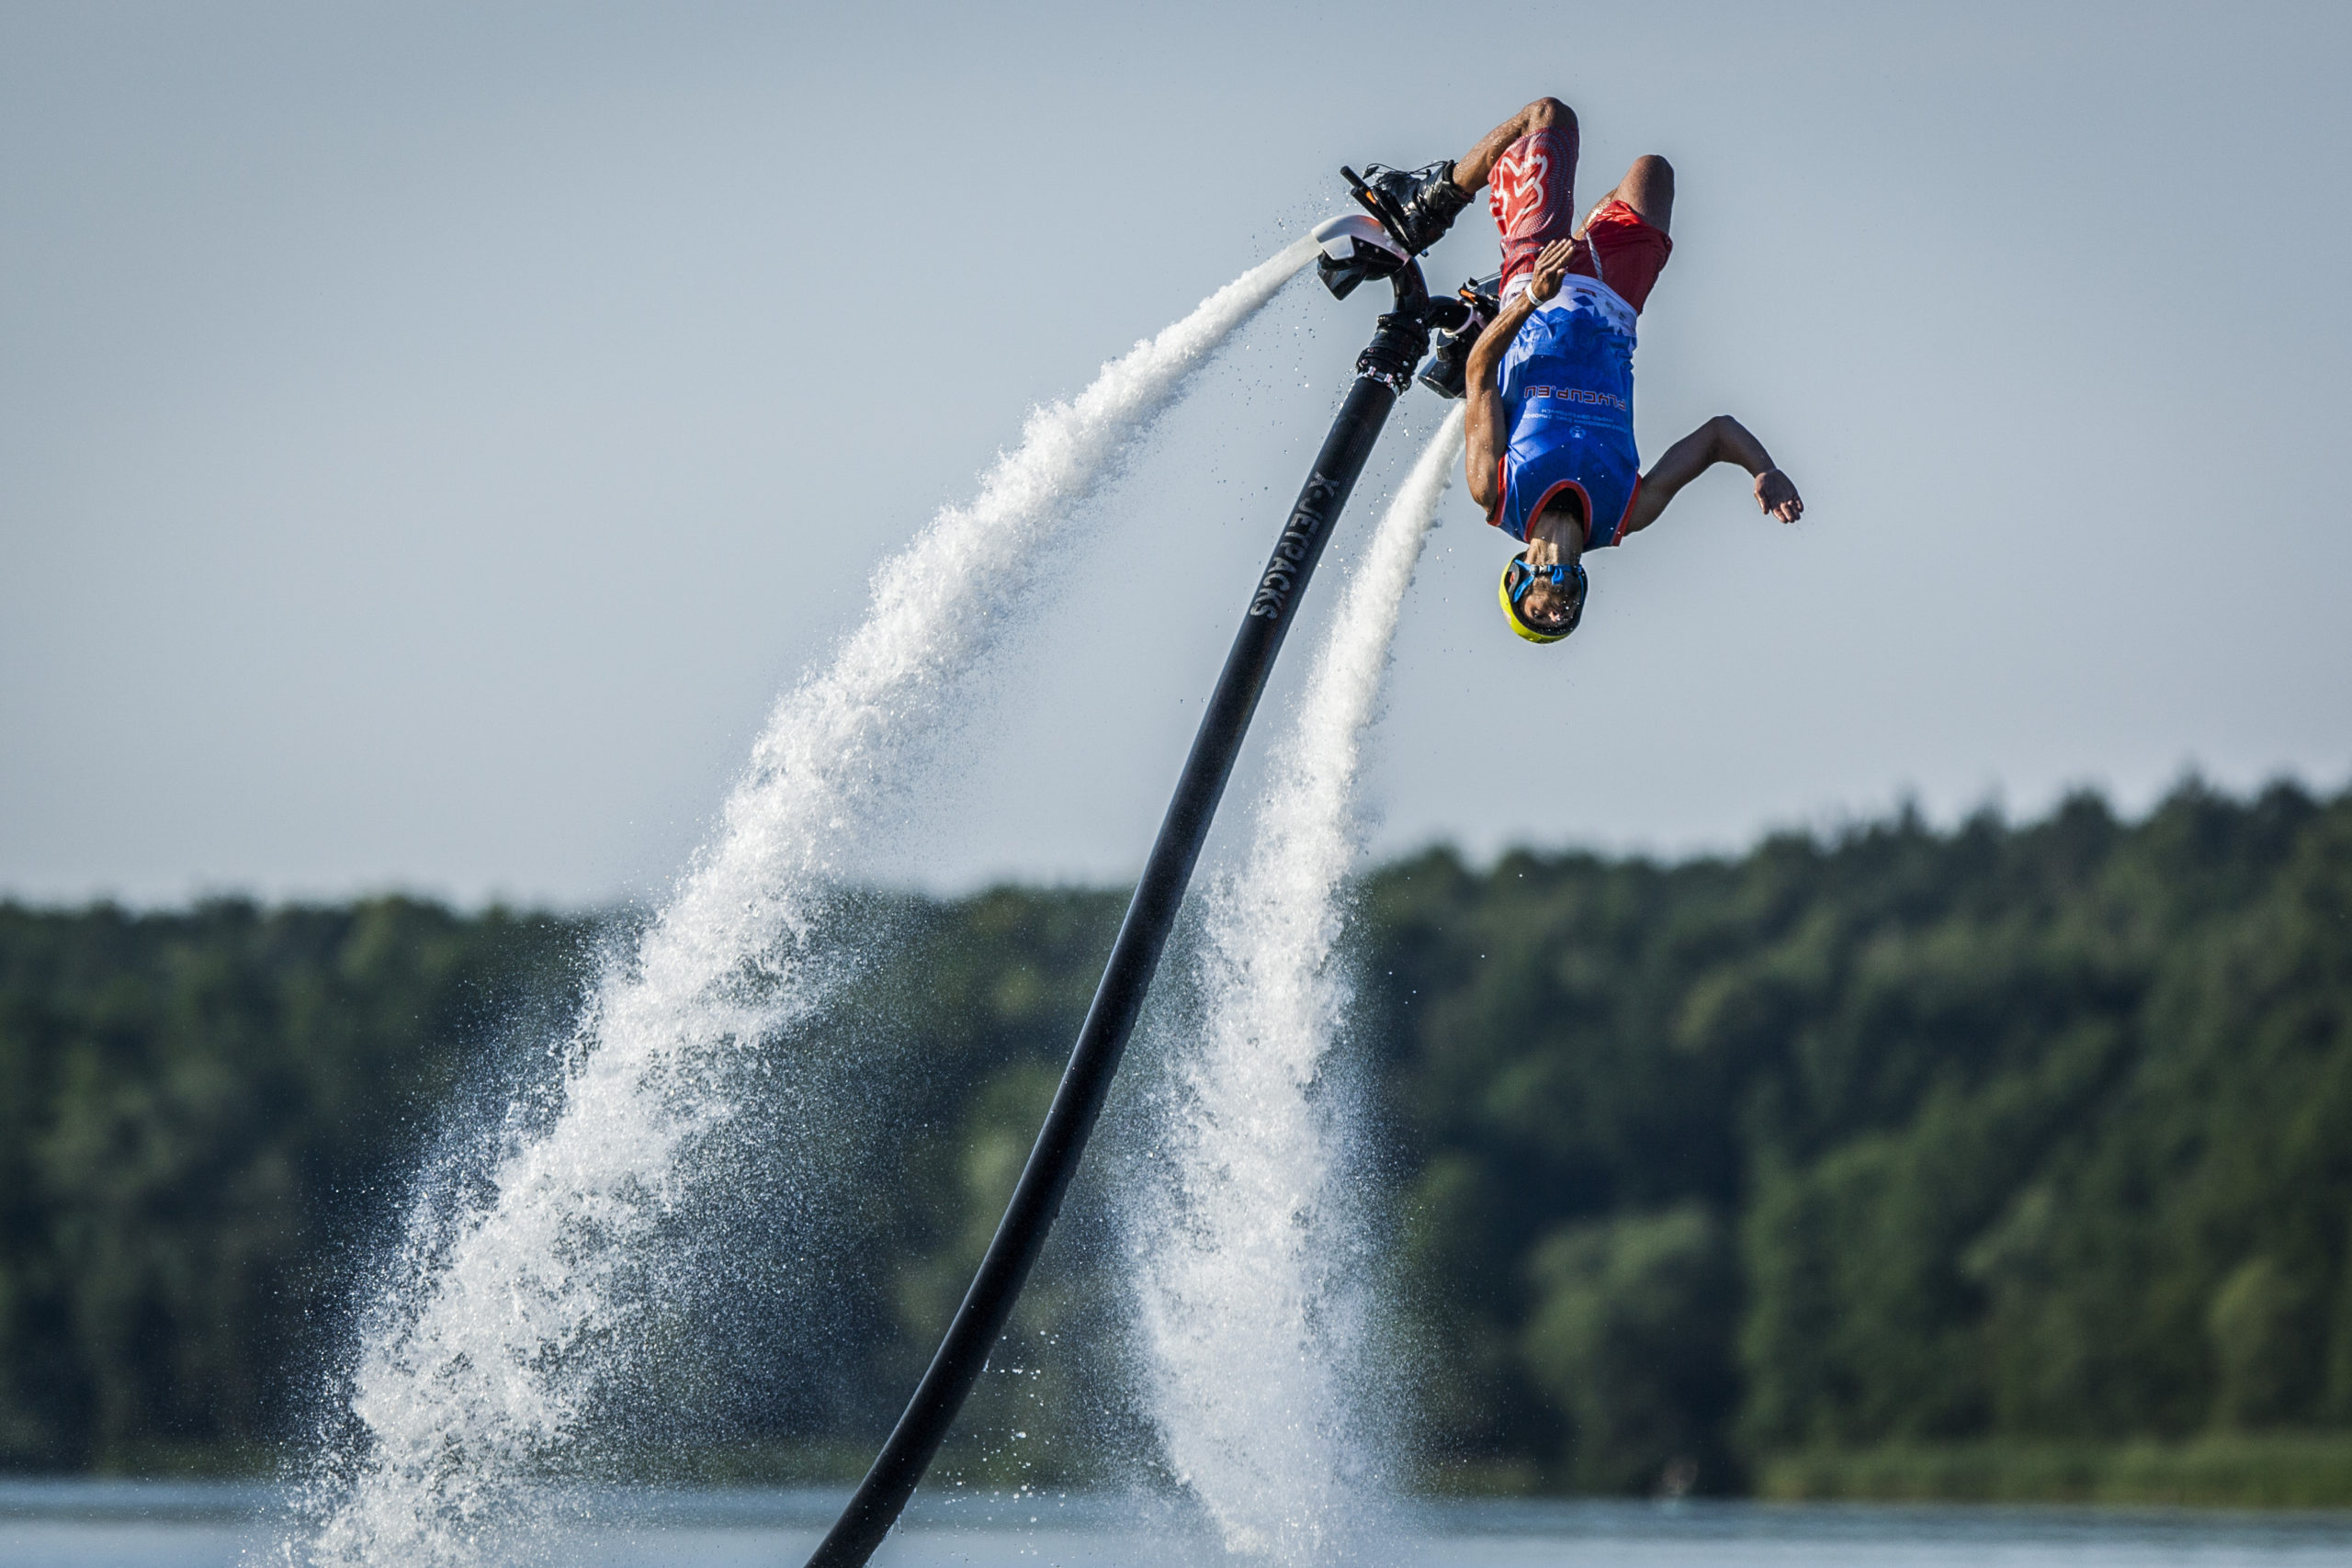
left=1620, top=154, right=1675, bottom=229
left=1525, top=96, right=1577, bottom=135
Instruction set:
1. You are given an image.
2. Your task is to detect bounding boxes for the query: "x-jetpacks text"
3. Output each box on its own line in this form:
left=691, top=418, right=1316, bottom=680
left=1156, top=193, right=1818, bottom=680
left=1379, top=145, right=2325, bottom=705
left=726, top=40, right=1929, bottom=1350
left=1249, top=474, right=1337, bottom=620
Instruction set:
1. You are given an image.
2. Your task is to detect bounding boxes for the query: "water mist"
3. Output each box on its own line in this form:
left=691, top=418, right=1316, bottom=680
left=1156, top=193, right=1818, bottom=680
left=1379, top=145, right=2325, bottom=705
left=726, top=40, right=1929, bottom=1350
left=1134, top=409, right=1464, bottom=1564
left=294, top=241, right=1316, bottom=1567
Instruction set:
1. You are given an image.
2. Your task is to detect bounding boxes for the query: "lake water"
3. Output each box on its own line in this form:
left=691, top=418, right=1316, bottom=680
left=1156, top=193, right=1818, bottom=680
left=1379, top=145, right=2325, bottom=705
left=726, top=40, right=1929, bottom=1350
left=4, top=1481, right=2349, bottom=1567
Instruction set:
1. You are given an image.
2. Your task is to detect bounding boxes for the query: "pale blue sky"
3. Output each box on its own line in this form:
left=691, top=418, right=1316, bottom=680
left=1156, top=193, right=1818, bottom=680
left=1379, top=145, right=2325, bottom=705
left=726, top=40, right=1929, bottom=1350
left=6, top=1, right=2348, bottom=906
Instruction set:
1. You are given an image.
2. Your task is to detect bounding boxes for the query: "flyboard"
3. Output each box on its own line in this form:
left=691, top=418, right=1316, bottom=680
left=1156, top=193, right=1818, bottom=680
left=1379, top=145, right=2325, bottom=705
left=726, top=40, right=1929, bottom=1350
left=802, top=186, right=1481, bottom=1568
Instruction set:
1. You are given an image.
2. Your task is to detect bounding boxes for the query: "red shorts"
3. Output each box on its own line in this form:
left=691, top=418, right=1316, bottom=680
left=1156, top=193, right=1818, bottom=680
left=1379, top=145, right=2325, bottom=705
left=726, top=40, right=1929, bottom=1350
left=1490, top=129, right=1674, bottom=314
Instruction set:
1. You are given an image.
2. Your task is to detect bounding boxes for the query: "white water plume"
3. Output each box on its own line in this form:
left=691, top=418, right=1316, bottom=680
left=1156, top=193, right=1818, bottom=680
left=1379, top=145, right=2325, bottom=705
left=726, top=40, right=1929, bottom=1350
left=1136, top=408, right=1464, bottom=1564
left=294, top=240, right=1315, bottom=1568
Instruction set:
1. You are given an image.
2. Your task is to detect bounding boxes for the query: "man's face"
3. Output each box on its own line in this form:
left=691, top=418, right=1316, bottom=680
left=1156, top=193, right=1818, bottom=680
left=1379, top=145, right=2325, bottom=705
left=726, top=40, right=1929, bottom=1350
left=1518, top=498, right=1587, bottom=632
left=1519, top=575, right=1577, bottom=632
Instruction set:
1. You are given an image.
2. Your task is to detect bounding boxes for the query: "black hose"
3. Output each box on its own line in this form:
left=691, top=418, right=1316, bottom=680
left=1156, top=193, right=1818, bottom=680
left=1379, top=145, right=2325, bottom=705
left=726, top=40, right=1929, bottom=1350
left=802, top=265, right=1431, bottom=1568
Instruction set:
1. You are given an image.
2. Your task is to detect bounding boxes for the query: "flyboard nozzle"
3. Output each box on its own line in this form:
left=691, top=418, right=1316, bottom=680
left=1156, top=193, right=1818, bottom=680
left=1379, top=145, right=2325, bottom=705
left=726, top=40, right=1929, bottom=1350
left=1311, top=212, right=1408, bottom=300
left=1310, top=213, right=1433, bottom=390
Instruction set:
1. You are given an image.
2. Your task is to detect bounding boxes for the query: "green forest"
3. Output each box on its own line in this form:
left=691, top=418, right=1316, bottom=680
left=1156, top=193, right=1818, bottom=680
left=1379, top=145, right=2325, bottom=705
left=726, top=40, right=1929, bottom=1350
left=3, top=779, right=2350, bottom=1505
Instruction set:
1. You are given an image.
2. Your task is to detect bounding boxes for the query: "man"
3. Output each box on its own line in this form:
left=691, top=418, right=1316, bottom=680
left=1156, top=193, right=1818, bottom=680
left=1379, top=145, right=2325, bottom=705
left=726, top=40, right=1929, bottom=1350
left=1358, top=98, right=1804, bottom=643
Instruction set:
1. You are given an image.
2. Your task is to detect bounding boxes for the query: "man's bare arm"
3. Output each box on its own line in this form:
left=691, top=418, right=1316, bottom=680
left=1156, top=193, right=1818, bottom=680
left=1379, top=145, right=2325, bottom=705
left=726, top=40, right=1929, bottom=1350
left=1618, top=415, right=1803, bottom=537
left=1464, top=239, right=1577, bottom=512
left=1463, top=293, right=1538, bottom=512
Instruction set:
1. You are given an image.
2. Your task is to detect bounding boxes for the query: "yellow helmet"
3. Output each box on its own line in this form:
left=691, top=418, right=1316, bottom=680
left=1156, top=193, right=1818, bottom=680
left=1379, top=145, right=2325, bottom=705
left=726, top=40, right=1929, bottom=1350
left=1499, top=553, right=1587, bottom=644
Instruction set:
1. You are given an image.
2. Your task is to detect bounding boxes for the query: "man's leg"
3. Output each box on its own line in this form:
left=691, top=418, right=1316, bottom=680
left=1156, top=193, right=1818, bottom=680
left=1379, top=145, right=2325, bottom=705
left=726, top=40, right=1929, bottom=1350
left=1575, top=155, right=1676, bottom=313
left=1586, top=153, right=1673, bottom=234
left=1453, top=97, right=1579, bottom=197
left=1361, top=96, right=1578, bottom=256
left=1478, top=99, right=1583, bottom=299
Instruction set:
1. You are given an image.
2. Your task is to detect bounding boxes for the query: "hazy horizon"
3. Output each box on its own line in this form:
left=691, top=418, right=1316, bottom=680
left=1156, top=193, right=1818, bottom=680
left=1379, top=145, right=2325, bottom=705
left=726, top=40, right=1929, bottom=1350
left=2, top=765, right=2319, bottom=915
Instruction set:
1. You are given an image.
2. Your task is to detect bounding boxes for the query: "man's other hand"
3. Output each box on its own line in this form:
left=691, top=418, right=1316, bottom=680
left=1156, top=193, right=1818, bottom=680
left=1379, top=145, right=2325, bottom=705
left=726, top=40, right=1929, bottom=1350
left=1756, top=468, right=1804, bottom=524
left=1526, top=239, right=1577, bottom=302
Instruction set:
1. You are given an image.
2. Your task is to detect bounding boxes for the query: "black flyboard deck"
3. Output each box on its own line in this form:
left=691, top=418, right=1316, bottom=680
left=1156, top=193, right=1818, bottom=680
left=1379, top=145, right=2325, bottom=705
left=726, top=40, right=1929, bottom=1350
left=802, top=227, right=1438, bottom=1568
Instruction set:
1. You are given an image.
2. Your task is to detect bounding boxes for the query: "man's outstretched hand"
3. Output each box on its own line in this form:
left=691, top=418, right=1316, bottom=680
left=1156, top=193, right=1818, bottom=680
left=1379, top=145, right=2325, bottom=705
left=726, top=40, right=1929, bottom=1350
left=1623, top=416, right=1803, bottom=541
left=1526, top=238, right=1577, bottom=302
left=1755, top=468, right=1804, bottom=524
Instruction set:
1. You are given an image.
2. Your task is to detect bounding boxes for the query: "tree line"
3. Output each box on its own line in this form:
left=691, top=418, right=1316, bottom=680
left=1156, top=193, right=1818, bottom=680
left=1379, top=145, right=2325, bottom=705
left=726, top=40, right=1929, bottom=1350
left=1, top=779, right=2346, bottom=1495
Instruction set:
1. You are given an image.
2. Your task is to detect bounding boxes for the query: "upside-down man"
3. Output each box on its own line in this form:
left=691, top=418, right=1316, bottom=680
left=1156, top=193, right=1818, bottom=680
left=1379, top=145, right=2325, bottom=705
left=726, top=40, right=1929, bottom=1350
left=1359, top=97, right=1804, bottom=643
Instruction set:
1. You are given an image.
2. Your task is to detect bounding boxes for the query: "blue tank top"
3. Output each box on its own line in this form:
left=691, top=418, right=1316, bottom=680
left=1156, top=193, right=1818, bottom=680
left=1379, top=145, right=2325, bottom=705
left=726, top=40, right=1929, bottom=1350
left=1492, top=278, right=1640, bottom=547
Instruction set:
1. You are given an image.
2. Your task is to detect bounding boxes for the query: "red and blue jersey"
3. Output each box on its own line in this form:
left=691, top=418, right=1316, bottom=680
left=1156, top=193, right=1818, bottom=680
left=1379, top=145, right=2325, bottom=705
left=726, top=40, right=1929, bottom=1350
left=1489, top=277, right=1641, bottom=548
